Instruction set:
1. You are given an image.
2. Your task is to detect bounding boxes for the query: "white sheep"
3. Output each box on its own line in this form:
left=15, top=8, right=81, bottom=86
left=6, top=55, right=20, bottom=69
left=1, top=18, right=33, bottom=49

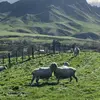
left=73, top=47, right=80, bottom=57
left=0, top=65, right=7, bottom=72
left=51, top=63, right=78, bottom=83
left=30, top=63, right=56, bottom=85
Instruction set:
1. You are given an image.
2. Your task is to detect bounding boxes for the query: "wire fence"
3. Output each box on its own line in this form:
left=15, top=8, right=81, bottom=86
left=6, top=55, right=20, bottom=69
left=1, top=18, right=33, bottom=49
left=0, top=40, right=100, bottom=67
left=0, top=41, right=71, bottom=67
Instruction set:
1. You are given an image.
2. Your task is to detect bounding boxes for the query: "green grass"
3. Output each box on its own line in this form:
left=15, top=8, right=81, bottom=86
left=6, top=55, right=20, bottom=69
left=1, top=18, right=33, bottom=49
left=0, top=30, right=99, bottom=52
left=77, top=21, right=100, bottom=33
left=0, top=51, right=100, bottom=100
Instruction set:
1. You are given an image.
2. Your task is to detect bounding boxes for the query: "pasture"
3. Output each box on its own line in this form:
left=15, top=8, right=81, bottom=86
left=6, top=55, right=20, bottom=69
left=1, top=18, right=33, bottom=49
left=0, top=51, right=100, bottom=100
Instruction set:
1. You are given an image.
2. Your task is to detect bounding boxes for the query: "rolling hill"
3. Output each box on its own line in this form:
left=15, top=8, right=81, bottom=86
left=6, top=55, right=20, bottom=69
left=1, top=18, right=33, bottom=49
left=0, top=0, right=100, bottom=39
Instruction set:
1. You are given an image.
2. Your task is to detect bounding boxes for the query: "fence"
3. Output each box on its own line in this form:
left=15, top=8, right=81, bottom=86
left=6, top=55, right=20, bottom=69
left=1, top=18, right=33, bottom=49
left=0, top=41, right=71, bottom=67
left=0, top=40, right=100, bottom=67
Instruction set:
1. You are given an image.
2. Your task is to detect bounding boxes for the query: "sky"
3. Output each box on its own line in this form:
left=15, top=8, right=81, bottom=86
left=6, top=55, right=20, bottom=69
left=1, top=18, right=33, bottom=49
left=0, top=0, right=100, bottom=6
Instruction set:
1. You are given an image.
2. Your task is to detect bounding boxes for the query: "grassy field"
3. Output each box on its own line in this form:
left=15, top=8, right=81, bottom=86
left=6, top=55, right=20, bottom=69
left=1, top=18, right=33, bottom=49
left=0, top=30, right=99, bottom=45
left=0, top=51, right=100, bottom=100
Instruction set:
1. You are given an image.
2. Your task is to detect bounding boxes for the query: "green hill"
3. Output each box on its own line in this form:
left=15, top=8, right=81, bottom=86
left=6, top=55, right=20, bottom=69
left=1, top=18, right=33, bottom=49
left=0, top=0, right=100, bottom=39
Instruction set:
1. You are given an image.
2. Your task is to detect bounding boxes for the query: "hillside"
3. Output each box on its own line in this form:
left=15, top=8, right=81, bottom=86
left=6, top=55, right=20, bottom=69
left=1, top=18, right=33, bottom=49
left=0, top=0, right=100, bottom=39
left=0, top=51, right=100, bottom=99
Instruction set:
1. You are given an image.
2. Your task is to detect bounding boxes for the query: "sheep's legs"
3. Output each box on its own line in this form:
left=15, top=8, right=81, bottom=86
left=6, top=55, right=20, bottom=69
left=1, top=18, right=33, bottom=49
left=30, top=76, right=35, bottom=85
left=69, top=77, right=72, bottom=82
left=36, top=77, right=39, bottom=85
left=73, top=75, right=78, bottom=82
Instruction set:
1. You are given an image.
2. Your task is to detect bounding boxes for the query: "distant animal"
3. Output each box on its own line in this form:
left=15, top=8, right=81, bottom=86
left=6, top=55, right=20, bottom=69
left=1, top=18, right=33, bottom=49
left=30, top=63, right=57, bottom=85
left=50, top=62, right=78, bottom=83
left=0, top=65, right=7, bottom=72
left=38, top=49, right=45, bottom=54
left=73, top=47, right=80, bottom=57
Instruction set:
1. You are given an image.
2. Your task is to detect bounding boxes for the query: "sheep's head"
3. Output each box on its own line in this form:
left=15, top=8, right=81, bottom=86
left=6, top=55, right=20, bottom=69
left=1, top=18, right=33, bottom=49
left=50, top=62, right=58, bottom=72
left=64, top=62, right=70, bottom=66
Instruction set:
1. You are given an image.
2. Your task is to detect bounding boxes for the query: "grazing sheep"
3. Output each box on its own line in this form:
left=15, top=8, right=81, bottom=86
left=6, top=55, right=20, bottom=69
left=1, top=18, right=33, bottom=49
left=73, top=47, right=80, bottom=57
left=0, top=65, right=7, bottom=72
left=51, top=63, right=78, bottom=83
left=30, top=63, right=56, bottom=85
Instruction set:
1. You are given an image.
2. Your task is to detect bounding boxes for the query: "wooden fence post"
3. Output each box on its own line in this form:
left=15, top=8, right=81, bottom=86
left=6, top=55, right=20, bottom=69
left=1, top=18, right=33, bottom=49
left=22, top=48, right=24, bottom=62
left=59, top=44, right=61, bottom=53
left=32, top=47, right=34, bottom=59
left=8, top=53, right=11, bottom=66
left=16, top=51, right=18, bottom=63
left=52, top=40, right=56, bottom=54
left=38, top=45, right=40, bottom=55
left=2, top=56, right=5, bottom=64
left=27, top=49, right=31, bottom=60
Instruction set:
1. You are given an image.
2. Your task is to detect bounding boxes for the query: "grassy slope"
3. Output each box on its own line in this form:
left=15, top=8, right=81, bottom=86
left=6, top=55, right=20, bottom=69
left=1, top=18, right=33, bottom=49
left=0, top=30, right=99, bottom=50
left=0, top=5, right=100, bottom=37
left=0, top=19, right=100, bottom=37
left=0, top=51, right=100, bottom=100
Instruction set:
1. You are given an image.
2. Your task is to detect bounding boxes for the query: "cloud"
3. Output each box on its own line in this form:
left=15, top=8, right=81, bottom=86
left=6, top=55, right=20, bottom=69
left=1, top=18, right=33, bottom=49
left=0, top=0, right=100, bottom=3
left=0, top=0, right=19, bottom=3
left=86, top=0, right=100, bottom=7
left=87, top=0, right=100, bottom=2
left=0, top=0, right=100, bottom=7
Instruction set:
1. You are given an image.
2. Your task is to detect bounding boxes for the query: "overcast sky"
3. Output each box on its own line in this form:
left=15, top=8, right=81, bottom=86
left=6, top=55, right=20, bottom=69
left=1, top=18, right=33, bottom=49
left=0, top=0, right=100, bottom=6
